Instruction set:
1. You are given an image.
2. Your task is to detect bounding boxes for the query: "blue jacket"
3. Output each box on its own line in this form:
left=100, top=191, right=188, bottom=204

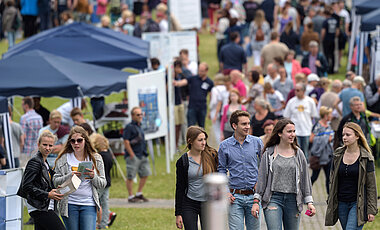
left=21, top=0, right=39, bottom=16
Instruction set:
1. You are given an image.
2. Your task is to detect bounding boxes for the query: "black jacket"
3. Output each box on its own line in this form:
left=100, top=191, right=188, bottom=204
left=175, top=153, right=189, bottom=216
left=301, top=52, right=328, bottom=77
left=17, top=151, right=55, bottom=211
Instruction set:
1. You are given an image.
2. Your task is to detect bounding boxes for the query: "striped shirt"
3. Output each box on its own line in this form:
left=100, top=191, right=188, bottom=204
left=20, top=110, right=43, bottom=155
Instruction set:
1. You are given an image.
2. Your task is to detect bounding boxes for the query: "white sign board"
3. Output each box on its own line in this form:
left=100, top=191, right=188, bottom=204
left=127, top=70, right=168, bottom=140
left=142, top=31, right=197, bottom=68
left=170, top=0, right=201, bottom=30
left=375, top=38, right=380, bottom=79
left=0, top=169, right=23, bottom=230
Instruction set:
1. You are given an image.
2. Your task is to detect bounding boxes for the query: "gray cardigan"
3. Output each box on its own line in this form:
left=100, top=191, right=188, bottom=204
left=53, top=153, right=106, bottom=217
left=253, top=146, right=313, bottom=212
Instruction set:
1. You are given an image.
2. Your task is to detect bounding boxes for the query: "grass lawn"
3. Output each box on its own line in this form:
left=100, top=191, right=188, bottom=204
left=22, top=207, right=177, bottom=230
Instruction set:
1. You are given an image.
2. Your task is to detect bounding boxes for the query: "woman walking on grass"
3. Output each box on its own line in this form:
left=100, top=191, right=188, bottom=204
left=53, top=126, right=106, bottom=230
left=325, top=122, right=378, bottom=230
left=175, top=126, right=218, bottom=230
left=251, top=118, right=316, bottom=230
left=17, top=130, right=66, bottom=230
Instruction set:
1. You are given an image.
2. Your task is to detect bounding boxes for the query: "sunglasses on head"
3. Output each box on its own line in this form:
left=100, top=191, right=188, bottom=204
left=70, top=138, right=84, bottom=144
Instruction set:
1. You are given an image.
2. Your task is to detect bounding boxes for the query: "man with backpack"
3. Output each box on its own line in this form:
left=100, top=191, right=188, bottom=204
left=2, top=0, right=20, bottom=48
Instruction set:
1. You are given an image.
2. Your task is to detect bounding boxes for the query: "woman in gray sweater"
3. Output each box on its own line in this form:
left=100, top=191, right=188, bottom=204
left=251, top=118, right=316, bottom=230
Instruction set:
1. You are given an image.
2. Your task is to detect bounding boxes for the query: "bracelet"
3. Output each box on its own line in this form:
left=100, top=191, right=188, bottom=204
left=253, top=199, right=260, bottom=205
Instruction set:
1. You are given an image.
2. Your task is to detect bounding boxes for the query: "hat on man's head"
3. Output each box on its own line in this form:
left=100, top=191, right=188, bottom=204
left=353, top=76, right=366, bottom=87
left=307, top=73, right=320, bottom=82
left=301, top=67, right=312, bottom=76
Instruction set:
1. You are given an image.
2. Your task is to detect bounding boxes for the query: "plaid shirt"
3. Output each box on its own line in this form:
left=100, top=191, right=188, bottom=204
left=20, top=110, right=43, bottom=155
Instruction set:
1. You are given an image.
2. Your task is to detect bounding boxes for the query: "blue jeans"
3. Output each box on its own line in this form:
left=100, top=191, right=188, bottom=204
left=338, top=201, right=363, bottom=230
left=98, top=187, right=110, bottom=228
left=62, top=204, right=97, bottom=230
left=229, top=194, right=261, bottom=230
left=297, top=136, right=309, bottom=162
left=7, top=31, right=15, bottom=49
left=187, top=107, right=207, bottom=128
left=264, top=192, right=300, bottom=230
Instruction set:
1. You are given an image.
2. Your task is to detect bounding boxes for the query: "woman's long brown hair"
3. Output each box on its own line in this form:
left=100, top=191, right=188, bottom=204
left=55, top=126, right=99, bottom=173
left=264, top=118, right=299, bottom=151
left=186, top=126, right=218, bottom=175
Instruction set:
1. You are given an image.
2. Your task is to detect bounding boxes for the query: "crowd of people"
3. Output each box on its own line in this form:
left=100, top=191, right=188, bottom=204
left=4, top=97, right=125, bottom=229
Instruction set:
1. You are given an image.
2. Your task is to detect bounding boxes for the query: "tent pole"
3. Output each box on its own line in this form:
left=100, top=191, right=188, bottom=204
left=2, top=112, right=14, bottom=168
left=347, top=9, right=357, bottom=72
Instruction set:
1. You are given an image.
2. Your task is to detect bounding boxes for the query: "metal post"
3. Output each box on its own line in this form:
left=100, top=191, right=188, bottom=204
left=204, top=173, right=229, bottom=230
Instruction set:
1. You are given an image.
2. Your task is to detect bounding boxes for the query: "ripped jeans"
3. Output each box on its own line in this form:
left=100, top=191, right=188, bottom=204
left=264, top=192, right=300, bottom=230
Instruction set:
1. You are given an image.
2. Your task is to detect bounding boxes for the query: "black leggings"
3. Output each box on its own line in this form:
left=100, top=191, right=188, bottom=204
left=310, top=161, right=331, bottom=195
left=29, top=210, right=66, bottom=230
left=182, top=196, right=204, bottom=230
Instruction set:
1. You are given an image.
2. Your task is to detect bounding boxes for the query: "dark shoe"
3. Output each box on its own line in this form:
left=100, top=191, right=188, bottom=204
left=24, top=217, right=34, bottom=225
left=135, top=194, right=149, bottom=202
left=108, top=212, right=117, bottom=227
left=128, top=196, right=142, bottom=203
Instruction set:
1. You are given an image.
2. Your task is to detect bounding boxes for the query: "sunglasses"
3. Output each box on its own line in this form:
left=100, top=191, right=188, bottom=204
left=70, top=138, right=84, bottom=144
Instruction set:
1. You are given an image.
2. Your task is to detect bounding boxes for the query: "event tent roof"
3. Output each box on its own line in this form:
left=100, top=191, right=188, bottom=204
left=361, top=8, right=380, bottom=32
left=354, top=0, right=380, bottom=15
left=0, top=50, right=133, bottom=98
left=3, top=22, right=149, bottom=70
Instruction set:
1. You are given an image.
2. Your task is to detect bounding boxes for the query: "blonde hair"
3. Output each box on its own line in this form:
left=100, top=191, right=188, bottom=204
left=90, top=133, right=109, bottom=152
left=49, top=110, right=62, bottom=120
left=319, top=106, right=332, bottom=118
left=343, top=122, right=372, bottom=154
left=38, top=130, right=57, bottom=144
left=254, top=10, right=265, bottom=26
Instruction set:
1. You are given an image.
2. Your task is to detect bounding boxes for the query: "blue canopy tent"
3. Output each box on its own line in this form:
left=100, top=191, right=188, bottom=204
left=361, top=8, right=380, bottom=32
left=0, top=50, right=135, bottom=168
left=347, top=0, right=380, bottom=72
left=0, top=50, right=134, bottom=98
left=2, top=22, right=150, bottom=70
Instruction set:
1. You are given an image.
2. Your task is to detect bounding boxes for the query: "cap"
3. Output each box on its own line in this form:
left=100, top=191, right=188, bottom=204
left=308, top=73, right=320, bottom=82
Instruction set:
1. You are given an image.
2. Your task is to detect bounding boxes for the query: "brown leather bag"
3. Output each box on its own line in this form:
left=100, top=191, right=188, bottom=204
left=255, top=25, right=264, bottom=41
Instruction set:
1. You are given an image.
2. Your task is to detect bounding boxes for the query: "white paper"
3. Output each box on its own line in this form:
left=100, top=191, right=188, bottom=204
left=60, top=186, right=71, bottom=194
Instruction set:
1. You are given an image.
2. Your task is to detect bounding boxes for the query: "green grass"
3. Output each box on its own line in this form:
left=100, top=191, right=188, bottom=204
left=23, top=207, right=177, bottom=230
left=109, top=150, right=179, bottom=200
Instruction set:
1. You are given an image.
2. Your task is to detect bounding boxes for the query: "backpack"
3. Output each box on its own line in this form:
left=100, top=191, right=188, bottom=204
left=11, top=11, right=21, bottom=31
left=255, top=25, right=264, bottom=41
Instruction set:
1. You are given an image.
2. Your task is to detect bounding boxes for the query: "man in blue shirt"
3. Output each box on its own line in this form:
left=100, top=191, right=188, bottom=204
left=123, top=107, right=151, bottom=203
left=218, top=110, right=263, bottom=230
left=173, top=62, right=214, bottom=128
left=334, top=77, right=365, bottom=117
left=219, top=32, right=247, bottom=75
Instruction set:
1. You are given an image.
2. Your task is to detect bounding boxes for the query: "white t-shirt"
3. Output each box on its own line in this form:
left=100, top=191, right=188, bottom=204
left=266, top=90, right=284, bottom=116
left=209, top=85, right=228, bottom=119
left=187, top=61, right=198, bottom=76
left=305, top=84, right=314, bottom=96
left=57, top=102, right=74, bottom=126
left=264, top=74, right=280, bottom=86
left=283, top=96, right=319, bottom=136
left=67, top=153, right=95, bottom=206
left=159, top=19, right=169, bottom=33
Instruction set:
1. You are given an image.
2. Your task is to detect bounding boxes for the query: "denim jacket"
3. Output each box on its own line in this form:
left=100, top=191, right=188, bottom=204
left=53, top=153, right=106, bottom=217
left=253, top=146, right=313, bottom=212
